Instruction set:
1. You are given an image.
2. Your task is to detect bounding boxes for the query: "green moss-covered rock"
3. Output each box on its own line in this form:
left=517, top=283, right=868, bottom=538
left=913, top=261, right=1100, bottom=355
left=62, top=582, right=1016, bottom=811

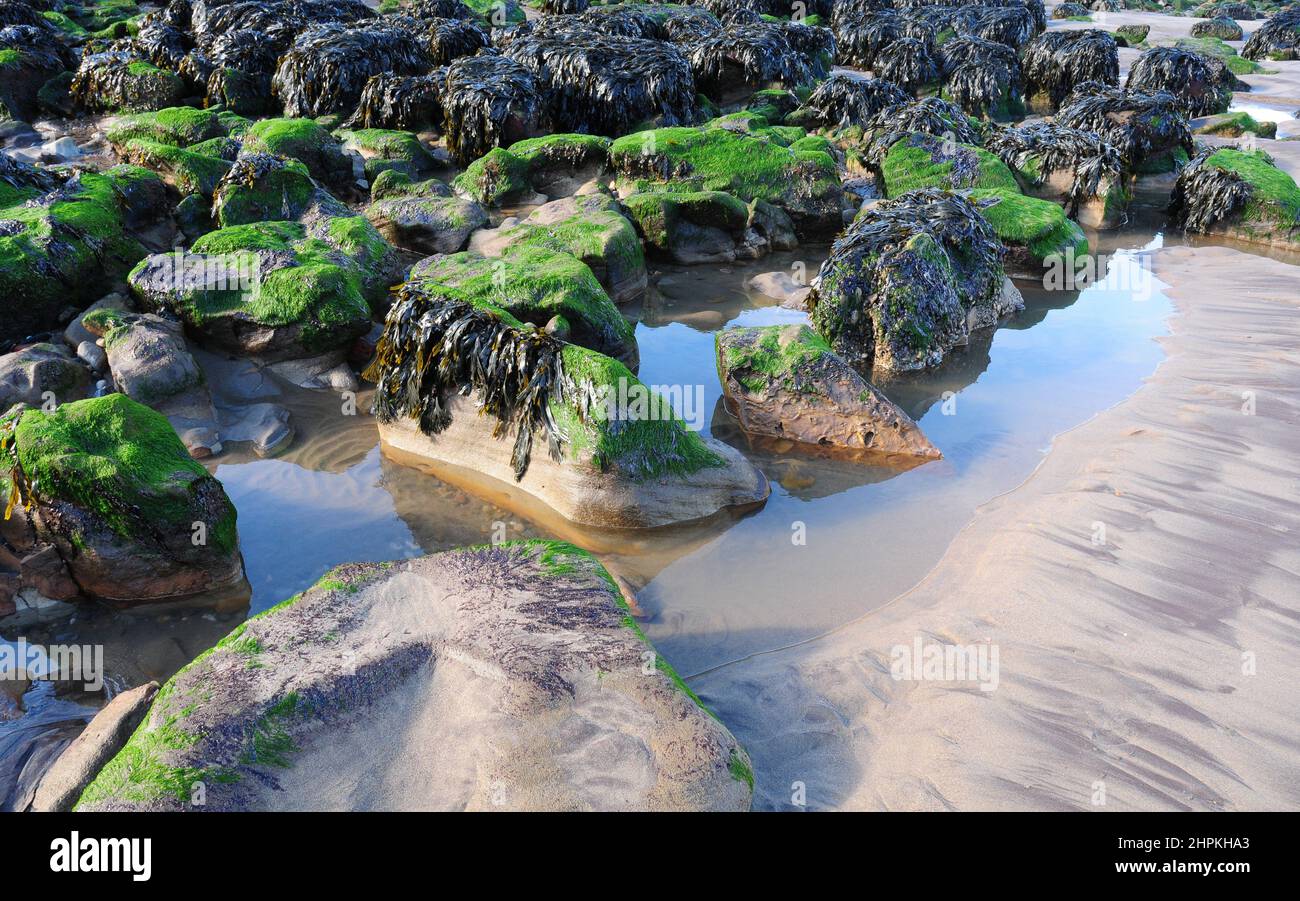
left=0, top=161, right=164, bottom=345
left=370, top=170, right=453, bottom=201
left=968, top=189, right=1089, bottom=276
left=211, top=154, right=318, bottom=228
left=335, top=128, right=434, bottom=181
left=0, top=394, right=247, bottom=606
left=363, top=194, right=488, bottom=255
left=407, top=246, right=638, bottom=366
left=1170, top=148, right=1300, bottom=248
left=75, top=542, right=751, bottom=811
left=1114, top=24, right=1150, bottom=47
left=880, top=133, right=1020, bottom=197
left=453, top=146, right=530, bottom=206
left=473, top=194, right=648, bottom=304
left=452, top=133, right=612, bottom=206
left=241, top=118, right=354, bottom=187
left=609, top=124, right=843, bottom=238
left=621, top=189, right=759, bottom=264
left=127, top=219, right=384, bottom=361
left=1193, top=110, right=1278, bottom=139
left=70, top=52, right=185, bottom=113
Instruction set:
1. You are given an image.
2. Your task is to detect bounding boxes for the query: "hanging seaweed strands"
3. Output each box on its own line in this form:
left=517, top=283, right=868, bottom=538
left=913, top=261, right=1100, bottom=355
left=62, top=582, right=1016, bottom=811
left=1168, top=149, right=1254, bottom=234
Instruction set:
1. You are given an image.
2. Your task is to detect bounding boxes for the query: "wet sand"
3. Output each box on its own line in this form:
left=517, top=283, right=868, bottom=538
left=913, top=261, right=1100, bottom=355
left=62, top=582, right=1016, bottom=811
left=691, top=244, right=1300, bottom=810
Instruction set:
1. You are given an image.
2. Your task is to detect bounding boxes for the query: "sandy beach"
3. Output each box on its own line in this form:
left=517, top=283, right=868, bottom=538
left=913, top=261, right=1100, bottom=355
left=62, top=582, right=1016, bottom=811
left=693, top=244, right=1300, bottom=811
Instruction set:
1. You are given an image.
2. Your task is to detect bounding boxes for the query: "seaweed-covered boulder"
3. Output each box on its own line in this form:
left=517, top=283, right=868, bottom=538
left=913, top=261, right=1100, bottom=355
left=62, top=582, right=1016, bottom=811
left=985, top=122, right=1127, bottom=228
left=505, top=29, right=698, bottom=136
left=210, top=154, right=319, bottom=227
left=1114, top=24, right=1150, bottom=48
left=364, top=194, right=488, bottom=255
left=127, top=218, right=391, bottom=367
left=454, top=133, right=611, bottom=205
left=1057, top=85, right=1193, bottom=174
left=0, top=394, right=248, bottom=607
left=1125, top=47, right=1232, bottom=118
left=688, top=22, right=811, bottom=100
left=471, top=193, right=647, bottom=304
left=968, top=189, right=1089, bottom=277
left=406, top=246, right=637, bottom=366
left=1243, top=8, right=1300, bottom=61
left=348, top=72, right=444, bottom=131
left=0, top=161, right=165, bottom=347
left=272, top=22, right=431, bottom=118
left=1192, top=16, right=1244, bottom=41
left=609, top=124, right=842, bottom=239
left=366, top=286, right=767, bottom=528
left=1169, top=148, right=1300, bottom=249
left=622, top=190, right=795, bottom=265
left=1021, top=29, right=1118, bottom=112
left=795, top=73, right=907, bottom=133
left=80, top=309, right=223, bottom=458
left=70, top=51, right=186, bottom=114
left=107, top=107, right=247, bottom=196
left=966, top=3, right=1042, bottom=49
left=1195, top=3, right=1258, bottom=20
left=441, top=52, right=546, bottom=166
left=0, top=344, right=91, bottom=411
left=715, top=324, right=939, bottom=460
left=75, top=542, right=753, bottom=811
left=937, top=35, right=1023, bottom=120
left=240, top=118, right=354, bottom=188
left=0, top=24, right=71, bottom=121
left=1052, top=2, right=1089, bottom=18
left=873, top=36, right=939, bottom=96
left=809, top=189, right=1018, bottom=373
left=833, top=9, right=901, bottom=70
left=878, top=132, right=1020, bottom=197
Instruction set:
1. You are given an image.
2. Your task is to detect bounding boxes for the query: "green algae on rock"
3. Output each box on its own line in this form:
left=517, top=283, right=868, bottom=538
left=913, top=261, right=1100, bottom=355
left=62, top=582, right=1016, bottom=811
left=1169, top=148, right=1300, bottom=249
left=879, top=133, right=1020, bottom=197
left=968, top=189, right=1090, bottom=277
left=453, top=133, right=612, bottom=205
left=76, top=542, right=752, bottom=811
left=0, top=394, right=247, bottom=607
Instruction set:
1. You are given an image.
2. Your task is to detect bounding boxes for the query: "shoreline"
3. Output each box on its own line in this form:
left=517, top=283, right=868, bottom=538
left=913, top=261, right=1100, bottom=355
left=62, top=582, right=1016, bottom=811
left=692, top=243, right=1300, bottom=811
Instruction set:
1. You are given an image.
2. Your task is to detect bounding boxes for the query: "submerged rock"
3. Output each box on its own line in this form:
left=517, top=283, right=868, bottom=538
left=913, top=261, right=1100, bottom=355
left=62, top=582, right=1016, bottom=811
left=406, top=245, right=638, bottom=367
left=716, top=324, right=939, bottom=460
left=366, top=285, right=767, bottom=529
left=810, top=189, right=1017, bottom=373
left=0, top=394, right=248, bottom=608
left=1169, top=148, right=1300, bottom=249
left=76, top=543, right=753, bottom=811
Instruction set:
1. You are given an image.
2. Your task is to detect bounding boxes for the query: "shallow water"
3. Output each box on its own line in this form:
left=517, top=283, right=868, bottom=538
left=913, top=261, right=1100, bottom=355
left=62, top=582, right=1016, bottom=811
left=0, top=228, right=1178, bottom=804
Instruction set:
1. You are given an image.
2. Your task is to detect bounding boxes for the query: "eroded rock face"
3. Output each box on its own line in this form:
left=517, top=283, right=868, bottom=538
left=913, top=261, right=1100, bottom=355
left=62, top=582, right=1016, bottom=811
left=0, top=395, right=249, bottom=609
left=76, top=543, right=754, bottom=812
left=716, top=325, right=940, bottom=460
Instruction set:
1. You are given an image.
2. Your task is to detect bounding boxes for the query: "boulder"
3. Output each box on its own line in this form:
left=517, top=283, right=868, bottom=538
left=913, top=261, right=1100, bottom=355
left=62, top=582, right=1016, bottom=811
left=272, top=22, right=432, bottom=118
left=363, top=195, right=488, bottom=255
left=1021, top=30, right=1119, bottom=112
left=0, top=394, right=249, bottom=607
left=1125, top=47, right=1232, bottom=118
left=75, top=543, right=753, bottom=811
left=454, top=133, right=611, bottom=205
left=367, top=285, right=768, bottom=529
left=441, top=52, right=546, bottom=166
left=1169, top=148, right=1300, bottom=250
left=984, top=121, right=1128, bottom=229
left=879, top=132, right=1021, bottom=197
left=335, top=128, right=435, bottom=181
left=968, top=189, right=1090, bottom=279
left=70, top=51, right=186, bottom=113
left=0, top=344, right=92, bottom=411
left=716, top=324, right=940, bottom=460
left=240, top=118, right=354, bottom=188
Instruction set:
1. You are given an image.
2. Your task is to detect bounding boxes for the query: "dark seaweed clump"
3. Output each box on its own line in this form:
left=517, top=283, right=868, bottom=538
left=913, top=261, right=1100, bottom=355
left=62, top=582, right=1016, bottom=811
left=506, top=28, right=697, bottom=136
left=272, top=21, right=432, bottom=118
left=1125, top=47, right=1232, bottom=118
left=938, top=35, right=1021, bottom=117
left=687, top=22, right=813, bottom=96
left=873, top=36, right=939, bottom=95
left=833, top=10, right=901, bottom=69
left=985, top=122, right=1122, bottom=215
left=1021, top=29, right=1118, bottom=108
left=1243, top=8, right=1300, bottom=61
left=864, top=96, right=982, bottom=165
left=442, top=52, right=545, bottom=165
left=347, top=71, right=446, bottom=130
left=366, top=287, right=567, bottom=481
left=1168, top=149, right=1254, bottom=234
left=804, top=72, right=907, bottom=130
left=1056, top=84, right=1192, bottom=171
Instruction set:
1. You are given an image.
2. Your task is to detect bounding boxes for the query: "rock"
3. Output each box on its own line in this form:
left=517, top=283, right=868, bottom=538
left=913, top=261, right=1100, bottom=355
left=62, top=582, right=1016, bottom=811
left=335, top=128, right=435, bottom=181
left=622, top=190, right=751, bottom=264
left=217, top=402, right=294, bottom=457
left=29, top=682, right=159, bottom=813
left=0, top=160, right=165, bottom=346
left=0, top=24, right=69, bottom=121
left=453, top=133, right=612, bottom=205
left=609, top=122, right=843, bottom=239
left=1243, top=8, right=1300, bottom=62
left=1114, top=24, right=1150, bottom=47
left=210, top=153, right=319, bottom=228
left=968, top=189, right=1090, bottom=279
left=0, top=343, right=92, bottom=410
left=1191, top=16, right=1244, bottom=42
left=76, top=544, right=754, bottom=811
left=470, top=194, right=648, bottom=304
left=267, top=354, right=358, bottom=392
left=407, top=246, right=638, bottom=367
left=984, top=122, right=1128, bottom=229
left=0, top=395, right=249, bottom=607
left=368, top=284, right=768, bottom=529
left=128, top=218, right=393, bottom=365
left=240, top=118, right=354, bottom=188
left=63, top=294, right=133, bottom=351
left=1057, top=85, right=1193, bottom=175
left=717, top=325, right=940, bottom=460
left=369, top=170, right=452, bottom=201
left=80, top=309, right=224, bottom=458
left=1169, top=148, right=1300, bottom=250
left=76, top=341, right=107, bottom=374
left=810, top=189, right=1017, bottom=373
left=746, top=271, right=812, bottom=309
left=1125, top=47, right=1232, bottom=118
left=879, top=132, right=1021, bottom=197
left=1021, top=30, right=1119, bottom=113
left=272, top=22, right=432, bottom=119
left=363, top=195, right=488, bottom=255
left=441, top=52, right=546, bottom=166
left=1193, top=111, right=1278, bottom=140
left=70, top=51, right=187, bottom=113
